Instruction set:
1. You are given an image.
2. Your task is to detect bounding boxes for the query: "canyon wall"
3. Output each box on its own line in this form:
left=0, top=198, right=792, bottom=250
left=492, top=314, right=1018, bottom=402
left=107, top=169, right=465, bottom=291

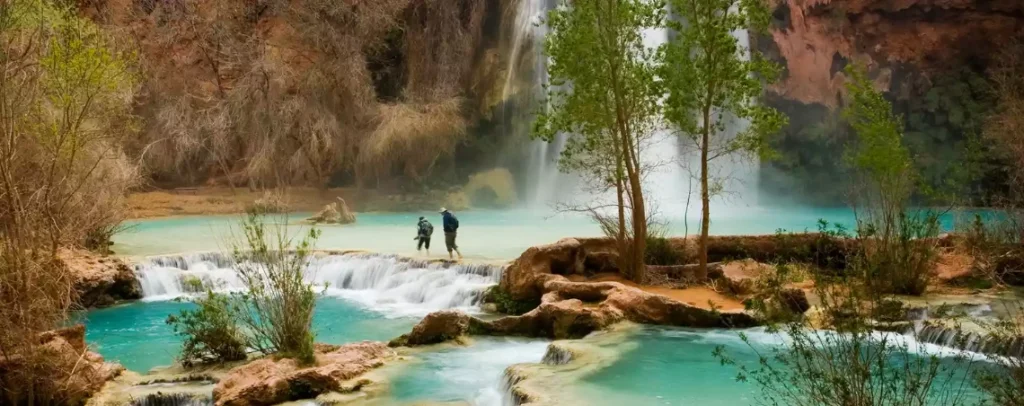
left=80, top=0, right=531, bottom=191
left=759, top=0, right=1024, bottom=204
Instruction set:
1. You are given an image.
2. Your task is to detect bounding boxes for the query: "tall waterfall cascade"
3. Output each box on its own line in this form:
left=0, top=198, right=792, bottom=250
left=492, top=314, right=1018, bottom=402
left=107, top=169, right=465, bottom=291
left=134, top=252, right=503, bottom=317
left=510, top=2, right=760, bottom=215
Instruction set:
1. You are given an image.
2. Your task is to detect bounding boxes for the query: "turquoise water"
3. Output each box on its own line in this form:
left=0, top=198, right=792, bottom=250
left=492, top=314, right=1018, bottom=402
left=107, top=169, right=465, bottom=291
left=566, top=327, right=761, bottom=405
left=565, top=326, right=987, bottom=405
left=112, top=207, right=975, bottom=259
left=389, top=338, right=550, bottom=404
left=90, top=208, right=996, bottom=404
left=79, top=298, right=414, bottom=372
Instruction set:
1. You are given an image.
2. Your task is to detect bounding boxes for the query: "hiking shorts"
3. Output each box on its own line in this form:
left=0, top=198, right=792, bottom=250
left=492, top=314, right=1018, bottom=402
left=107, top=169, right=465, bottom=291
left=444, top=232, right=458, bottom=252
left=417, top=237, right=430, bottom=250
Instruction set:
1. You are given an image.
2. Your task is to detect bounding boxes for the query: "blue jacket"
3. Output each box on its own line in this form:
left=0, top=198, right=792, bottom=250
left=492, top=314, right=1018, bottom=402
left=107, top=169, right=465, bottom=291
left=442, top=211, right=459, bottom=233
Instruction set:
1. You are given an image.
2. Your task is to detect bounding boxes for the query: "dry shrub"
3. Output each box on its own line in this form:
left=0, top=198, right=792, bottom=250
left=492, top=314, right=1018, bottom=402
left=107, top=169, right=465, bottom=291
left=361, top=99, right=468, bottom=182
left=404, top=0, right=487, bottom=101
left=130, top=0, right=499, bottom=189
left=0, top=0, right=139, bottom=401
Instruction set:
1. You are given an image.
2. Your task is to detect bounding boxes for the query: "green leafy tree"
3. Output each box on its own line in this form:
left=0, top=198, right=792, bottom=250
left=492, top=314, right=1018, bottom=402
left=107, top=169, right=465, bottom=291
left=661, top=0, right=786, bottom=280
left=843, top=65, right=941, bottom=296
left=534, top=0, right=664, bottom=280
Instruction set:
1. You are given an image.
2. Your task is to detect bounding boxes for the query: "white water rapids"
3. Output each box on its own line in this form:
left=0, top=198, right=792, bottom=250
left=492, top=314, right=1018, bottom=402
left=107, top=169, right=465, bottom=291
left=134, top=252, right=503, bottom=318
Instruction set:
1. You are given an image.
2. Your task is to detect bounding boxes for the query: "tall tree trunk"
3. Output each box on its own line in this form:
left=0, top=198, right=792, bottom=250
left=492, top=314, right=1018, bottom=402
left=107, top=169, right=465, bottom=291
left=698, top=106, right=711, bottom=281
left=615, top=143, right=628, bottom=274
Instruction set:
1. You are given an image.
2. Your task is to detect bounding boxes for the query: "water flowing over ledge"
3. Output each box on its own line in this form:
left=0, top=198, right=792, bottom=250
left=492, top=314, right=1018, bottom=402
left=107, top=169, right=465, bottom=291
left=133, top=251, right=505, bottom=317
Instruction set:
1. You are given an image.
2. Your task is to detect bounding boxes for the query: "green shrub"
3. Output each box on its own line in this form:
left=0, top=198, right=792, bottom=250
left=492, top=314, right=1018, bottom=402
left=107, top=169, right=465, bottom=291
left=232, top=210, right=321, bottom=365
left=718, top=279, right=979, bottom=406
left=853, top=211, right=941, bottom=296
left=483, top=285, right=539, bottom=316
left=166, top=291, right=247, bottom=367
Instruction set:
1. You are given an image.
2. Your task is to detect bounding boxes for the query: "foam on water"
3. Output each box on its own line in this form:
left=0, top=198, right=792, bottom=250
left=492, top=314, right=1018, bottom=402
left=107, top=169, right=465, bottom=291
left=389, top=338, right=550, bottom=406
left=133, top=252, right=503, bottom=317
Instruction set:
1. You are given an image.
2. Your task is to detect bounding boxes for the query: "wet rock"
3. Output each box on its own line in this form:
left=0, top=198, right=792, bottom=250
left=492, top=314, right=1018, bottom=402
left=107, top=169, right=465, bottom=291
left=778, top=288, right=811, bottom=315
left=388, top=310, right=472, bottom=347
left=213, top=341, right=394, bottom=406
left=60, top=248, right=142, bottom=308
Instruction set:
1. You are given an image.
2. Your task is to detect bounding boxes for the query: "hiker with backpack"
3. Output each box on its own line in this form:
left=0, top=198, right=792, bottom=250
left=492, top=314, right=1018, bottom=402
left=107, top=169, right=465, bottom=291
left=414, top=216, right=434, bottom=256
left=440, top=208, right=462, bottom=260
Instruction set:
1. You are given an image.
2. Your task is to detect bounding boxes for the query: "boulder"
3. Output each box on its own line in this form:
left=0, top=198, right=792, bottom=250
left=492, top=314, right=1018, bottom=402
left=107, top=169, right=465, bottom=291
left=60, top=248, right=142, bottom=308
left=500, top=238, right=587, bottom=303
left=0, top=325, right=124, bottom=404
left=778, top=288, right=811, bottom=315
left=213, top=341, right=394, bottom=406
left=306, top=198, right=356, bottom=225
left=463, top=168, right=518, bottom=209
left=389, top=310, right=472, bottom=347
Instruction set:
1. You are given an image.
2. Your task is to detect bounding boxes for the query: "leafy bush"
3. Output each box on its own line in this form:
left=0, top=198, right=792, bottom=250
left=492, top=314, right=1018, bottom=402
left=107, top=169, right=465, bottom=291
left=854, top=211, right=941, bottom=296
left=644, top=226, right=686, bottom=266
left=483, top=285, right=539, bottom=316
left=232, top=211, right=321, bottom=365
left=166, top=290, right=247, bottom=367
left=844, top=65, right=942, bottom=296
left=167, top=211, right=322, bottom=366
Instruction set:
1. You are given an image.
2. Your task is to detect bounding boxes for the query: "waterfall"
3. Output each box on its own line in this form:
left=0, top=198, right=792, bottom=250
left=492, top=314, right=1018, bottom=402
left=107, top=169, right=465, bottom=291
left=133, top=252, right=504, bottom=317
left=516, top=3, right=760, bottom=213
left=501, top=0, right=569, bottom=206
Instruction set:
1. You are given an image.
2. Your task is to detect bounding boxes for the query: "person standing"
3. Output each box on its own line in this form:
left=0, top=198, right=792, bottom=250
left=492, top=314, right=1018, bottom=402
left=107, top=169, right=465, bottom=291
left=414, top=216, right=433, bottom=256
left=440, top=208, right=462, bottom=260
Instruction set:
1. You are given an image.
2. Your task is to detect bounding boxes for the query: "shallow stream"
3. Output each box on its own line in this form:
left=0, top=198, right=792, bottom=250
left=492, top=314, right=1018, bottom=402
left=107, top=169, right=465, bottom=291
left=85, top=208, right=988, bottom=405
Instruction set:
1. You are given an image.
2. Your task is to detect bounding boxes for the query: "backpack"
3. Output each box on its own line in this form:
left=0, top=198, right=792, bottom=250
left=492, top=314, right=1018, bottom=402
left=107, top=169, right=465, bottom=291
left=450, top=214, right=459, bottom=230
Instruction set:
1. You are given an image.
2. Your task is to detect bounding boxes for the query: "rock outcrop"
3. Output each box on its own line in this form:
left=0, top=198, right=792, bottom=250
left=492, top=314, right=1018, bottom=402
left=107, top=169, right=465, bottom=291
left=397, top=280, right=758, bottom=344
left=763, top=0, right=1024, bottom=108
left=389, top=310, right=479, bottom=347
left=306, top=198, right=357, bottom=225
left=60, top=248, right=142, bottom=308
left=213, top=341, right=394, bottom=406
left=0, top=325, right=124, bottom=404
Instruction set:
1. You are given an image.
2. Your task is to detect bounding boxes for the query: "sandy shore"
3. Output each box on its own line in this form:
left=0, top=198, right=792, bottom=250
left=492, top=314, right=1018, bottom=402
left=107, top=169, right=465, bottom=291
left=125, top=187, right=354, bottom=219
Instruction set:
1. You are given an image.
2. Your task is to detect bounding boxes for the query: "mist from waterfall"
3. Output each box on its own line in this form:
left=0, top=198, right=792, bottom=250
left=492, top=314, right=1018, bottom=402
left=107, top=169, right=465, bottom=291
left=508, top=1, right=761, bottom=217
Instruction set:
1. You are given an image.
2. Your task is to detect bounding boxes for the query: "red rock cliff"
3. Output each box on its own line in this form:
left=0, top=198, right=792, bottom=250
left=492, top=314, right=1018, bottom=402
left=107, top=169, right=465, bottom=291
left=762, top=0, right=1024, bottom=107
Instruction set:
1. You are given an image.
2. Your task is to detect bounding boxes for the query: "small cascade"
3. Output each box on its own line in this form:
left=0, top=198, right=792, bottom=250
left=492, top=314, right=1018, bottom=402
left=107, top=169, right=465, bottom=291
left=540, top=343, right=574, bottom=366
left=134, top=252, right=241, bottom=300
left=133, top=252, right=504, bottom=316
left=900, top=303, right=1021, bottom=357
left=500, top=367, right=530, bottom=406
left=913, top=325, right=1024, bottom=358
left=315, top=254, right=504, bottom=316
left=129, top=393, right=212, bottom=406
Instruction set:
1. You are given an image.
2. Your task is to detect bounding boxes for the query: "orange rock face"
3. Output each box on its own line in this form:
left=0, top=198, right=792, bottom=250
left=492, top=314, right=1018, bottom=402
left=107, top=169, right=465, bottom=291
left=213, top=341, right=395, bottom=406
left=0, top=325, right=124, bottom=405
left=766, top=0, right=1024, bottom=107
